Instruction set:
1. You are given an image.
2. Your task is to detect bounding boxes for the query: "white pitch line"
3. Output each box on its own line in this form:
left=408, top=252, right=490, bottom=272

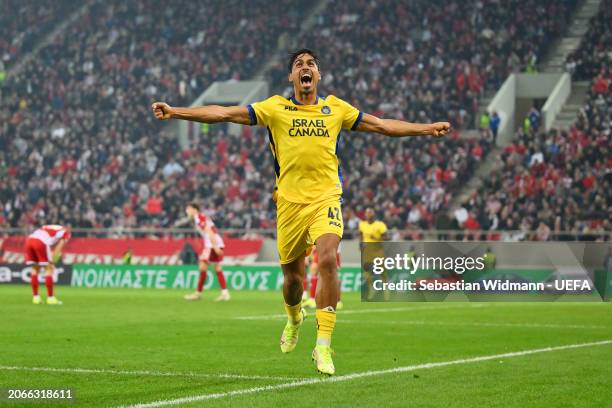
left=480, top=302, right=611, bottom=308
left=0, top=365, right=301, bottom=382
left=122, top=339, right=612, bottom=408
left=339, top=319, right=609, bottom=330
left=235, top=304, right=485, bottom=320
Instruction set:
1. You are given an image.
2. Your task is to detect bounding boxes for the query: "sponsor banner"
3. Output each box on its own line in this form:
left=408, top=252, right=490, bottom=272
left=71, top=264, right=363, bottom=292
left=0, top=264, right=72, bottom=285
left=0, top=237, right=262, bottom=265
left=361, top=242, right=608, bottom=302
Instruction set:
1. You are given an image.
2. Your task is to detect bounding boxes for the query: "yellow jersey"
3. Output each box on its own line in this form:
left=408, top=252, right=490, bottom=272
left=248, top=95, right=362, bottom=203
left=359, top=220, right=388, bottom=243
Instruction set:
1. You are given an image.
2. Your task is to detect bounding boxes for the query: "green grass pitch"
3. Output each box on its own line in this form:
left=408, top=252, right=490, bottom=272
left=1, top=285, right=611, bottom=407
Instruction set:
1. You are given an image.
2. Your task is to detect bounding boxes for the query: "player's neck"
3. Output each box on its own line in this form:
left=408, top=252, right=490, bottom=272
left=293, top=90, right=318, bottom=105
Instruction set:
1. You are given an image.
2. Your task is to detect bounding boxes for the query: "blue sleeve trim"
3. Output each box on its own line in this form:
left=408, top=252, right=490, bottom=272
left=247, top=104, right=257, bottom=126
left=351, top=111, right=363, bottom=131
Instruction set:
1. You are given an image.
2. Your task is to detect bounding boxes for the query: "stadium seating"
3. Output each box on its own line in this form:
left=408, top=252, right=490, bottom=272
left=0, top=0, right=311, bottom=230
left=0, top=0, right=76, bottom=70
left=267, top=0, right=577, bottom=128
left=565, top=0, right=611, bottom=80
left=462, top=0, right=610, bottom=241
left=460, top=125, right=609, bottom=241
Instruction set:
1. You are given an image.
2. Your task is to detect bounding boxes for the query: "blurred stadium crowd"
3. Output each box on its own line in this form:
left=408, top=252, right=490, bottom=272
left=0, top=0, right=310, bottom=230
left=457, top=0, right=610, bottom=241
left=0, top=0, right=74, bottom=70
left=0, top=0, right=608, bottom=241
left=459, top=0, right=610, bottom=241
left=269, top=0, right=576, bottom=128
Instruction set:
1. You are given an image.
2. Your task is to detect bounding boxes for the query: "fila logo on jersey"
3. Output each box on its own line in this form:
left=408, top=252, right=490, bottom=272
left=321, top=106, right=331, bottom=114
left=284, top=105, right=298, bottom=111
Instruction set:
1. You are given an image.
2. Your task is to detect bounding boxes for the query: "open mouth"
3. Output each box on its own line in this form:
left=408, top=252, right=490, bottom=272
left=300, top=72, right=313, bottom=86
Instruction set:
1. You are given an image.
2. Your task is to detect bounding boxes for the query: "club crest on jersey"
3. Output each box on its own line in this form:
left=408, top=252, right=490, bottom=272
left=321, top=106, right=331, bottom=114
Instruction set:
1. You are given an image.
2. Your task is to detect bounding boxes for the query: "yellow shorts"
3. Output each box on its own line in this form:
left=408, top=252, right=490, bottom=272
left=276, top=195, right=343, bottom=264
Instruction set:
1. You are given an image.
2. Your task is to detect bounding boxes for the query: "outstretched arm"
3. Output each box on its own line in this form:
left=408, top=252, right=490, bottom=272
left=356, top=112, right=450, bottom=137
left=152, top=102, right=251, bottom=125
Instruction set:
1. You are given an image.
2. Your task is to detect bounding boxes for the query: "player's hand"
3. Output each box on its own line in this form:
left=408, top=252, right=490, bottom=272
left=430, top=122, right=451, bottom=137
left=152, top=102, right=174, bottom=120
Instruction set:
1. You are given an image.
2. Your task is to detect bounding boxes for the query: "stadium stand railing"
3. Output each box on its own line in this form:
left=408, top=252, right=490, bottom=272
left=0, top=228, right=608, bottom=242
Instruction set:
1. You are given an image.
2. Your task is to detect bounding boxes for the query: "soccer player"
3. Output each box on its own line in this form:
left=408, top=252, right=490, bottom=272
left=24, top=225, right=71, bottom=305
left=359, top=208, right=389, bottom=300
left=152, top=49, right=450, bottom=375
left=359, top=208, right=389, bottom=243
left=183, top=202, right=230, bottom=302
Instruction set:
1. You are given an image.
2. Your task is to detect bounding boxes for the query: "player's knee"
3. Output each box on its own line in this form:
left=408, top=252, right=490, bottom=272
left=285, top=271, right=302, bottom=286
left=317, top=250, right=338, bottom=275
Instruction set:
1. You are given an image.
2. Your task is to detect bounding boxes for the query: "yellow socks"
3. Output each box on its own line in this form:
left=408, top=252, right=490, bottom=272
left=316, top=307, right=336, bottom=346
left=285, top=303, right=337, bottom=345
left=285, top=302, right=303, bottom=325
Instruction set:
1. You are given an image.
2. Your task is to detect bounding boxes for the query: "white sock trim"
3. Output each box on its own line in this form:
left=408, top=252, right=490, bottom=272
left=316, top=338, right=331, bottom=346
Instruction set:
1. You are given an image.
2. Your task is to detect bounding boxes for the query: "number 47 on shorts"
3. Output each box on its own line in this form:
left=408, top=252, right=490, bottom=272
left=328, top=207, right=341, bottom=219
left=328, top=207, right=342, bottom=227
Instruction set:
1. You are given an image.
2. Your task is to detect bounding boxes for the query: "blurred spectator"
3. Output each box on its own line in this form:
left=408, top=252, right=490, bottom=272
left=528, top=107, right=541, bottom=132
left=489, top=111, right=501, bottom=141
left=480, top=112, right=490, bottom=131
left=535, top=221, right=551, bottom=241
left=592, top=73, right=609, bottom=94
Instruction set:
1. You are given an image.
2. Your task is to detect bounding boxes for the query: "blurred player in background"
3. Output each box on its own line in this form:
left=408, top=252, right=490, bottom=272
left=360, top=208, right=389, bottom=300
left=359, top=208, right=389, bottom=243
left=24, top=225, right=71, bottom=305
left=301, top=248, right=313, bottom=302
left=302, top=246, right=343, bottom=310
left=152, top=48, right=449, bottom=375
left=183, top=202, right=230, bottom=302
